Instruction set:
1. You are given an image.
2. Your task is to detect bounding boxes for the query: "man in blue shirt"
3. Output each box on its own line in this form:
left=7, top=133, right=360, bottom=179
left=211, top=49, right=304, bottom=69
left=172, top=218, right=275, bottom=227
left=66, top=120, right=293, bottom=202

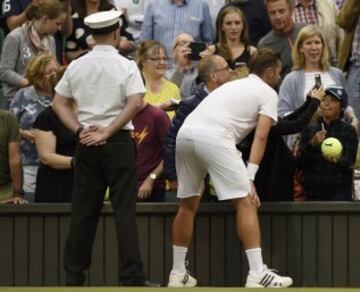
left=140, top=0, right=214, bottom=65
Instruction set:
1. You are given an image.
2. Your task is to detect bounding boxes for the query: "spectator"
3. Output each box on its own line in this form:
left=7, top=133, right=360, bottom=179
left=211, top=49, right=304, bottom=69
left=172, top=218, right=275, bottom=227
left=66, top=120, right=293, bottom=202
left=9, top=53, right=59, bottom=202
left=292, top=0, right=343, bottom=67
left=278, top=25, right=347, bottom=117
left=203, top=5, right=257, bottom=78
left=33, top=67, right=76, bottom=203
left=227, top=0, right=272, bottom=45
left=0, top=109, right=27, bottom=204
left=139, top=0, right=214, bottom=65
left=336, top=0, right=360, bottom=125
left=166, top=33, right=198, bottom=100
left=0, top=0, right=66, bottom=107
left=132, top=102, right=171, bottom=202
left=136, top=40, right=180, bottom=118
left=163, top=55, right=233, bottom=189
left=113, top=0, right=148, bottom=40
left=207, top=0, right=226, bottom=31
left=2, top=0, right=73, bottom=64
left=66, top=0, right=135, bottom=62
left=258, top=0, right=304, bottom=78
left=0, top=21, right=5, bottom=109
left=296, top=85, right=358, bottom=201
left=240, top=87, right=325, bottom=201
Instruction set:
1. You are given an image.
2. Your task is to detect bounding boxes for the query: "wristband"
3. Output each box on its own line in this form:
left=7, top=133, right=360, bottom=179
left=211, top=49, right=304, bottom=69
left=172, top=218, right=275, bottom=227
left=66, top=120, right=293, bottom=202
left=75, top=126, right=84, bottom=140
left=247, top=162, right=259, bottom=181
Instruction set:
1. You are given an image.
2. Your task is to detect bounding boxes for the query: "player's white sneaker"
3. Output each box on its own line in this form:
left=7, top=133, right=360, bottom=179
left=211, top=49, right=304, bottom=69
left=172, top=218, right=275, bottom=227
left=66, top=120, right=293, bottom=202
left=245, top=265, right=293, bottom=288
left=168, top=270, right=197, bottom=287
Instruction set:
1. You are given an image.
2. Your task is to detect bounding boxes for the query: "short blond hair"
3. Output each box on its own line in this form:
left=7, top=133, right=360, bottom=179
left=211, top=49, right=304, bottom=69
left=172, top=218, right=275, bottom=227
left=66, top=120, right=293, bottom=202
left=25, top=53, right=57, bottom=90
left=292, top=25, right=330, bottom=71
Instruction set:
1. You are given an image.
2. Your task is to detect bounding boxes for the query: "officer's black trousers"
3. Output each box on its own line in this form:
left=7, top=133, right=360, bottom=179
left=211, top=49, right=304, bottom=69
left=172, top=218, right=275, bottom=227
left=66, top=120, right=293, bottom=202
left=64, top=131, right=145, bottom=285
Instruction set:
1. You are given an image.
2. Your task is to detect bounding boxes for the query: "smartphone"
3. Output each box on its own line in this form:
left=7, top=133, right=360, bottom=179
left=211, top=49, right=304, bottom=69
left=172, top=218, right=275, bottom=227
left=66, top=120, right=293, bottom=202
left=315, top=74, right=322, bottom=89
left=188, top=42, right=207, bottom=61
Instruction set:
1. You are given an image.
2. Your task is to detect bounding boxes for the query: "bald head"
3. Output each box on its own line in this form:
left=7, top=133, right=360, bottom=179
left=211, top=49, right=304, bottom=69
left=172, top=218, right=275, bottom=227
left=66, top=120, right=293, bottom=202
left=198, top=55, right=232, bottom=90
left=172, top=33, right=194, bottom=50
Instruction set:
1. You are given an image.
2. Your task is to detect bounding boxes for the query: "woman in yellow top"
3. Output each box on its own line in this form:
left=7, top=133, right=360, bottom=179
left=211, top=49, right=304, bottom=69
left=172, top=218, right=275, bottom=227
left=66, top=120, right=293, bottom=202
left=136, top=40, right=180, bottom=118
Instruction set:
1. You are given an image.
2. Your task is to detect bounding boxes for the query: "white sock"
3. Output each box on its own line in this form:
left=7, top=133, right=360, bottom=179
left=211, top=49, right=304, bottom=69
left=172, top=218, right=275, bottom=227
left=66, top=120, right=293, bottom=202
left=245, top=247, right=264, bottom=274
left=172, top=245, right=188, bottom=273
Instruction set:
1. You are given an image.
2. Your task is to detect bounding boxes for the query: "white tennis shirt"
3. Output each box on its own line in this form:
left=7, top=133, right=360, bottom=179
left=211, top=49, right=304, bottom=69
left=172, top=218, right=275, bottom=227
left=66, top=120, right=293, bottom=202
left=178, top=74, right=278, bottom=147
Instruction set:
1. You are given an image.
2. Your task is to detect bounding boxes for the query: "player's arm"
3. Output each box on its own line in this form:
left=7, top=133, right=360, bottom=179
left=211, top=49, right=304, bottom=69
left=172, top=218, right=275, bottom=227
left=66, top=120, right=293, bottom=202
left=247, top=114, right=273, bottom=180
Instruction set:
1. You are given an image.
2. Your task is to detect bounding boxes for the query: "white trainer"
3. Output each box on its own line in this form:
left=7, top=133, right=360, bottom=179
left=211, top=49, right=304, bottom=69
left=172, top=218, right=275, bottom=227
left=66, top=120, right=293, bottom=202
left=168, top=270, right=197, bottom=287
left=245, top=266, right=293, bottom=288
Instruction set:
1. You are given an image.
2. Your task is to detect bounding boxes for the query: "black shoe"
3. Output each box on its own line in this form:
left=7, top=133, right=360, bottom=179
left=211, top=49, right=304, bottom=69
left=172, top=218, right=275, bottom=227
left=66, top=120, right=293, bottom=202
left=121, top=279, right=161, bottom=287
left=65, top=271, right=86, bottom=286
left=141, top=279, right=161, bottom=287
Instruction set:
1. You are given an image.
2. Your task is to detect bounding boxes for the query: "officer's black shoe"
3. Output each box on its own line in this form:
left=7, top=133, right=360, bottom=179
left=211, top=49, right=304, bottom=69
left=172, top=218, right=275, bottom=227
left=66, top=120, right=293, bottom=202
left=121, top=279, right=161, bottom=287
left=65, top=271, right=86, bottom=286
left=139, top=279, right=161, bottom=287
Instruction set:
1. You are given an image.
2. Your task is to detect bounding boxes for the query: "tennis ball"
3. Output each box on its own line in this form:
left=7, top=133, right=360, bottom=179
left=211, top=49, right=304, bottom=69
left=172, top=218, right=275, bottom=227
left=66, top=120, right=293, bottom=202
left=321, top=137, right=343, bottom=159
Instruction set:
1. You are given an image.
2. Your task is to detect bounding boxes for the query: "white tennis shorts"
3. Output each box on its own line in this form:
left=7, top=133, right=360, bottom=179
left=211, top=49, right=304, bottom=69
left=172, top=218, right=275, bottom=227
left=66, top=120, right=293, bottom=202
left=176, top=138, right=251, bottom=200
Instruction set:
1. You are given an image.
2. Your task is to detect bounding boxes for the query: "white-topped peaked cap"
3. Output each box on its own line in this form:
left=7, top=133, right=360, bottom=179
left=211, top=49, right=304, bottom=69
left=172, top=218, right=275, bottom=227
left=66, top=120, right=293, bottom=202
left=84, top=10, right=122, bottom=34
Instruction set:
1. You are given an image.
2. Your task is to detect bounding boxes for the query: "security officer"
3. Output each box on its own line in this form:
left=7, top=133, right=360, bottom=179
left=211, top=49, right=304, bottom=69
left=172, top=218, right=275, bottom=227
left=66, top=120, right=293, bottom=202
left=53, top=10, right=156, bottom=286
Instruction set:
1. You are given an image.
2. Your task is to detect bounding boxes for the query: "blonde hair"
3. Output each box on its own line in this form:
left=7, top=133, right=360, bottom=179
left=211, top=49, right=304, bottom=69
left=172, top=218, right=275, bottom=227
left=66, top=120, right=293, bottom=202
left=292, top=25, right=330, bottom=71
left=135, top=40, right=167, bottom=72
left=25, top=53, right=58, bottom=90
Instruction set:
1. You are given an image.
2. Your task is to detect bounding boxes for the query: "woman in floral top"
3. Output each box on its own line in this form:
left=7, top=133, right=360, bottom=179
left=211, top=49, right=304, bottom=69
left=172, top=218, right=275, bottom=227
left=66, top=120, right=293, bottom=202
left=10, top=53, right=59, bottom=202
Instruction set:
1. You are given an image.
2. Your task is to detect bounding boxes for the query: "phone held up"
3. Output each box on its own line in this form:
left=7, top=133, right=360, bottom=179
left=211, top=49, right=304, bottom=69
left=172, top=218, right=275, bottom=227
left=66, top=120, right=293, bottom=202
left=314, top=73, right=322, bottom=89
left=188, top=42, right=207, bottom=61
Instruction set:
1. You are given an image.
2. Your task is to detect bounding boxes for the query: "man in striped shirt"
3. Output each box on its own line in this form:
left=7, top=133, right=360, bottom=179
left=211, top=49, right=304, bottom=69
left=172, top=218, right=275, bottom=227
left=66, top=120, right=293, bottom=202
left=139, top=0, right=214, bottom=66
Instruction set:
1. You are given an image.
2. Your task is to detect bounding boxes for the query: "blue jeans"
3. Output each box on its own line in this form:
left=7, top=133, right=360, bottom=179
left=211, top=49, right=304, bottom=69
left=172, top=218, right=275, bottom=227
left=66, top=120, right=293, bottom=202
left=347, top=63, right=360, bottom=119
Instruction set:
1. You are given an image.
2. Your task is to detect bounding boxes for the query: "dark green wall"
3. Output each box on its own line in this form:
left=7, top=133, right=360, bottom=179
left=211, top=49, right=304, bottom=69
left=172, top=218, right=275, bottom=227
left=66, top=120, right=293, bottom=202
left=0, top=202, right=359, bottom=287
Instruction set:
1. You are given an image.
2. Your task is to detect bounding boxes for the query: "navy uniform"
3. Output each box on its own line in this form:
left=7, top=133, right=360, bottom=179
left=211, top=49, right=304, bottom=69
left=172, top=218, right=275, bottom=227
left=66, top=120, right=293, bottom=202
left=54, top=11, right=155, bottom=286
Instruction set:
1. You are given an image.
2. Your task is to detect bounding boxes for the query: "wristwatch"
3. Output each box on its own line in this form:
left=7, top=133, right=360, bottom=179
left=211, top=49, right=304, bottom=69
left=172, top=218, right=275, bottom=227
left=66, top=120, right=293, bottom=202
left=75, top=126, right=84, bottom=140
left=149, top=173, right=157, bottom=181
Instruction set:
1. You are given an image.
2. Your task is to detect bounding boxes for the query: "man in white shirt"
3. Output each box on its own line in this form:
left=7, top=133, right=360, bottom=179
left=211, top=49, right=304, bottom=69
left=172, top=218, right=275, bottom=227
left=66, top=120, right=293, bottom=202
left=53, top=11, right=157, bottom=287
left=113, top=0, right=148, bottom=40
left=168, top=48, right=293, bottom=288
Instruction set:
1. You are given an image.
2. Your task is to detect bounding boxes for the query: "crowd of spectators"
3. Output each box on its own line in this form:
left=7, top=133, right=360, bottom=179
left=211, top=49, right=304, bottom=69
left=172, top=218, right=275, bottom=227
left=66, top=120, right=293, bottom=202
left=0, top=0, right=359, bottom=204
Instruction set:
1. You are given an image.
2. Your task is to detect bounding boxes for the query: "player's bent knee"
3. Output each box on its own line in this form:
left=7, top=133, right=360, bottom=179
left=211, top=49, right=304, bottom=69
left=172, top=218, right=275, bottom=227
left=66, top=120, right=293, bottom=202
left=232, top=195, right=253, bottom=209
left=179, top=197, right=200, bottom=214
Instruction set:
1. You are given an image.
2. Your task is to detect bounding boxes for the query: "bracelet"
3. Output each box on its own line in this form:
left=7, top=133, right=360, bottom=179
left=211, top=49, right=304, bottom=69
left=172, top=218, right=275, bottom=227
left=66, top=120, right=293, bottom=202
left=70, top=157, right=76, bottom=168
left=247, top=162, right=259, bottom=181
left=75, top=126, right=84, bottom=140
